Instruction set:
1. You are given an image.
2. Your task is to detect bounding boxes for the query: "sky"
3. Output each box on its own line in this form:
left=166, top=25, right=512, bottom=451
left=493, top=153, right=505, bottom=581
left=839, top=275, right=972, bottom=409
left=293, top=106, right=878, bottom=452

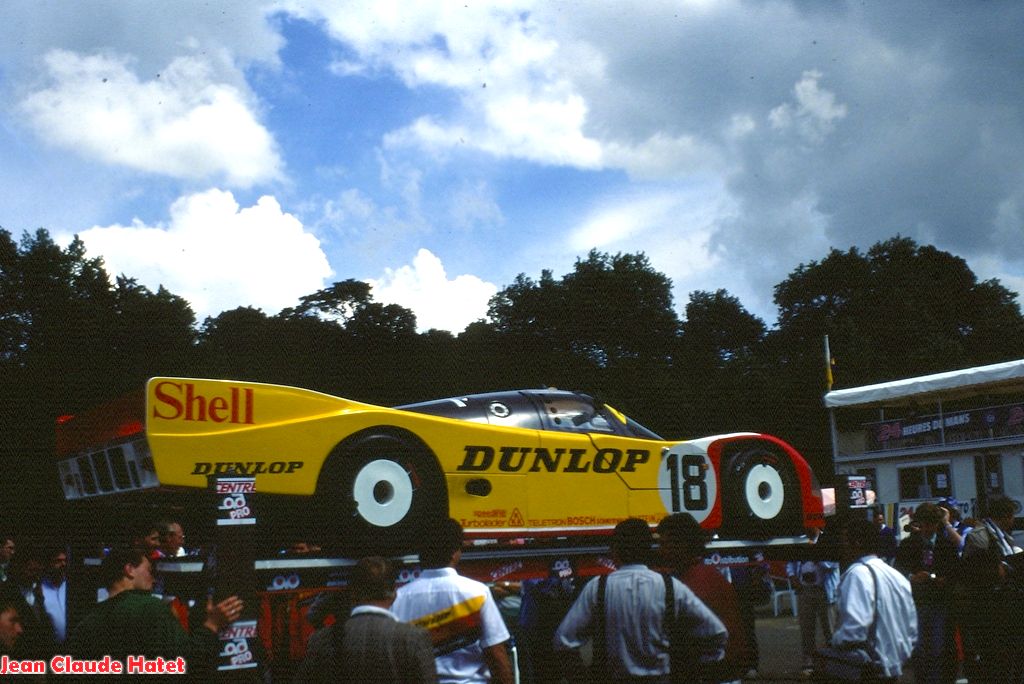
left=2, top=1, right=1023, bottom=333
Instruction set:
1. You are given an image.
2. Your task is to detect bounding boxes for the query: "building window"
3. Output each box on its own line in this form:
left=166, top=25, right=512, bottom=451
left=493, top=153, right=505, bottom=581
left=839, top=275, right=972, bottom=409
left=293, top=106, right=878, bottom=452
left=898, top=463, right=952, bottom=500
left=976, top=453, right=1003, bottom=495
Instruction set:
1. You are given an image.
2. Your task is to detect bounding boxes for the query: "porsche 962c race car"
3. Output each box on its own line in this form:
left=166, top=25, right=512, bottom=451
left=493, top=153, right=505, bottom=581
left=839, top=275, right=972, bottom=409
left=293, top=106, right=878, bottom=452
left=143, top=378, right=823, bottom=550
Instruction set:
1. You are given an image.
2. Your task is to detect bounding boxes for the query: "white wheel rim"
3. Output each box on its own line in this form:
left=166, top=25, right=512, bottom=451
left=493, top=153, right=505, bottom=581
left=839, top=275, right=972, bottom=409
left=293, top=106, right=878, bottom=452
left=744, top=464, right=785, bottom=520
left=353, top=459, right=414, bottom=527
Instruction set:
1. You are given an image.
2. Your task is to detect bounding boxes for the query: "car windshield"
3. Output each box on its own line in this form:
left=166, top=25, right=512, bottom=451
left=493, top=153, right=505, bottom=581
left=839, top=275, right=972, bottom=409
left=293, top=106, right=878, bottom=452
left=599, top=404, right=663, bottom=440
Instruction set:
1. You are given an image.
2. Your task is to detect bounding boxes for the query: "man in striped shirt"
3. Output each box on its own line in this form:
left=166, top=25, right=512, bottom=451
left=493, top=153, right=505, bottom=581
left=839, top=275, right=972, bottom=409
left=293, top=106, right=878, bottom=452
left=391, top=518, right=513, bottom=684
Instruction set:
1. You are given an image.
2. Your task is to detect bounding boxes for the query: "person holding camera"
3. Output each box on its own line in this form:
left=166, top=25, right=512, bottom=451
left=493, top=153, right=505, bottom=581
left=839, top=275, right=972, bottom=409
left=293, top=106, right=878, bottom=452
left=959, top=495, right=1024, bottom=682
left=895, top=503, right=959, bottom=684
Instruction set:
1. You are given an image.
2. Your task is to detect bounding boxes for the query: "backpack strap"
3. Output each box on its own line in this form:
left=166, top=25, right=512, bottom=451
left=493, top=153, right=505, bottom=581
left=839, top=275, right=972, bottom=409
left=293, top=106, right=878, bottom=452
left=593, top=574, right=609, bottom=671
left=663, top=572, right=675, bottom=617
left=863, top=561, right=880, bottom=657
left=659, top=577, right=675, bottom=679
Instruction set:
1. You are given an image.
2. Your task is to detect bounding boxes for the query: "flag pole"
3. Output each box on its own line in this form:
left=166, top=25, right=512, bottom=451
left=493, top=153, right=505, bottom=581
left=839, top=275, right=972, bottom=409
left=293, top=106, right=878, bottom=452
left=824, top=335, right=840, bottom=472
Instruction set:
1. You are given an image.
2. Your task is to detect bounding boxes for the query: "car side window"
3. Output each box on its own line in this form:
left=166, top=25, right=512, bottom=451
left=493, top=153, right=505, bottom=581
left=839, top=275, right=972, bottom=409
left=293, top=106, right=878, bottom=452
left=534, top=393, right=616, bottom=434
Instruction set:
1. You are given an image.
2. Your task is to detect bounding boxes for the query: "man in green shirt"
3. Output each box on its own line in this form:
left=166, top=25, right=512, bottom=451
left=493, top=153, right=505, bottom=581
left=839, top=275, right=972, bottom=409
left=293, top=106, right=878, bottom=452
left=68, top=547, right=242, bottom=679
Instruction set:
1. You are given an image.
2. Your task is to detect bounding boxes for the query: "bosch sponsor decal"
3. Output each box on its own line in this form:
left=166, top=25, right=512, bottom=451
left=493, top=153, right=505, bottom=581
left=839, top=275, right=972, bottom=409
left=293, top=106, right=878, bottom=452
left=523, top=514, right=660, bottom=528
left=456, top=445, right=650, bottom=473
left=152, top=380, right=254, bottom=424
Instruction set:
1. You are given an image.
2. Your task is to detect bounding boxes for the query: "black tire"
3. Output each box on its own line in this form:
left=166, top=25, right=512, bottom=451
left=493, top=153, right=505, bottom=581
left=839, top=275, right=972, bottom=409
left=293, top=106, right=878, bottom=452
left=720, top=444, right=801, bottom=539
left=315, top=428, right=447, bottom=554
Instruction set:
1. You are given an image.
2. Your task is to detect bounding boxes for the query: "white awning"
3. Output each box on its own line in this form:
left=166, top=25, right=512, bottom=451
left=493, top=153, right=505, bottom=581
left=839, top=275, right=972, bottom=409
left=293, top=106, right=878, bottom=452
left=823, top=358, right=1024, bottom=408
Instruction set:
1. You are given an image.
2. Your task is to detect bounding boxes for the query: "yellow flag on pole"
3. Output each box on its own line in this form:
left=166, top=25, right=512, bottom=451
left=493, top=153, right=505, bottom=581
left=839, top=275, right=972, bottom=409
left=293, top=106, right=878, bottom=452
left=824, top=335, right=835, bottom=391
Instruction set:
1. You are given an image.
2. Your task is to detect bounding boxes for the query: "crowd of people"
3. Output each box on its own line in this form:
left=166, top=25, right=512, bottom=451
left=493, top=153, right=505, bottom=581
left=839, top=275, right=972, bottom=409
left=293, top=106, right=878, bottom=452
left=285, top=508, right=923, bottom=683
left=0, top=517, right=243, bottom=682
left=779, top=495, right=1024, bottom=684
left=0, top=497, right=1021, bottom=683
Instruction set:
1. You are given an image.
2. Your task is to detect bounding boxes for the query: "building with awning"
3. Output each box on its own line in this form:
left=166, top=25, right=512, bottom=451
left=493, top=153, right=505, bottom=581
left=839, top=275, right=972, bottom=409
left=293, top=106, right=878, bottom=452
left=825, top=358, right=1024, bottom=518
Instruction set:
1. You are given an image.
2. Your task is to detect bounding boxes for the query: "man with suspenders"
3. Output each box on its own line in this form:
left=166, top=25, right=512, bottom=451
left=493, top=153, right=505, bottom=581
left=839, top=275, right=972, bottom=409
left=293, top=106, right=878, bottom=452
left=554, top=518, right=727, bottom=683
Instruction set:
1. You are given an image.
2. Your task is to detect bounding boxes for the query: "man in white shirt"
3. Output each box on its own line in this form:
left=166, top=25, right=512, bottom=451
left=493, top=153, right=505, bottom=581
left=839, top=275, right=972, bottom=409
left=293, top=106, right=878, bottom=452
left=554, top=518, right=727, bottom=683
left=831, top=517, right=917, bottom=683
left=391, top=518, right=513, bottom=684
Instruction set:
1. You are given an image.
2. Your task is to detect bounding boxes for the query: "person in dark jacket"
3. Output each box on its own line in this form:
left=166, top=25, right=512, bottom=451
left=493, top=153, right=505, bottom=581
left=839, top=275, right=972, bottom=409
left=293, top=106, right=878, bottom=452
left=958, top=495, right=1024, bottom=683
left=295, top=556, right=435, bottom=684
left=68, top=546, right=242, bottom=681
left=895, top=502, right=959, bottom=684
left=658, top=513, right=749, bottom=683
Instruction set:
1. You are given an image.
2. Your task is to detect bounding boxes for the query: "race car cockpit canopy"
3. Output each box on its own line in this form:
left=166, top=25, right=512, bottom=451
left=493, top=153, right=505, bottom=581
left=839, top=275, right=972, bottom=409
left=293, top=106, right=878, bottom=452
left=398, top=389, right=663, bottom=440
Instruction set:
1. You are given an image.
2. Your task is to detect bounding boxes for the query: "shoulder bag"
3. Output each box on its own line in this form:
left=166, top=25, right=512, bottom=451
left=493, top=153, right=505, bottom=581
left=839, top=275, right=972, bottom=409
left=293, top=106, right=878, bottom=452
left=812, top=561, right=884, bottom=682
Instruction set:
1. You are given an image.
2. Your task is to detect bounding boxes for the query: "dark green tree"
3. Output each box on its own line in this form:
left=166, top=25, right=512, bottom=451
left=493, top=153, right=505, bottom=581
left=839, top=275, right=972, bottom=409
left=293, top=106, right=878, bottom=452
left=486, top=250, right=681, bottom=431
left=489, top=250, right=678, bottom=370
left=764, top=236, right=1024, bottom=479
left=773, top=236, right=1024, bottom=387
left=0, top=228, right=198, bottom=531
left=680, top=289, right=766, bottom=367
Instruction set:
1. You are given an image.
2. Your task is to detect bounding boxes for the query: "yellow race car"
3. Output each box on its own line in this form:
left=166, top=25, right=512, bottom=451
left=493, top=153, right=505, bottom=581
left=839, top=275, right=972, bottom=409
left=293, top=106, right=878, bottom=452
left=134, top=378, right=824, bottom=550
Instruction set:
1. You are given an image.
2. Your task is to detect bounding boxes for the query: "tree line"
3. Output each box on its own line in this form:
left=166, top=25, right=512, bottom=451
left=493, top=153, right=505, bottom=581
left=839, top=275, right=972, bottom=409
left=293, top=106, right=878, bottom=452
left=3, top=228, right=1023, bottom=528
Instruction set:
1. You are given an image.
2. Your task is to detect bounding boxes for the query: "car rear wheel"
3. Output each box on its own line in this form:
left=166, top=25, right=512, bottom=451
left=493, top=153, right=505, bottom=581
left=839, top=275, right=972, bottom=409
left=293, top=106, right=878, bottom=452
left=316, top=429, right=446, bottom=553
left=721, top=445, right=800, bottom=538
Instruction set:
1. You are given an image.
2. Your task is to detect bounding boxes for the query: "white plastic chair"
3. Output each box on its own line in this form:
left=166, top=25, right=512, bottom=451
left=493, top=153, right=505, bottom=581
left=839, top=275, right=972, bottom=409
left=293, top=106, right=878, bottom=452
left=769, top=575, right=798, bottom=617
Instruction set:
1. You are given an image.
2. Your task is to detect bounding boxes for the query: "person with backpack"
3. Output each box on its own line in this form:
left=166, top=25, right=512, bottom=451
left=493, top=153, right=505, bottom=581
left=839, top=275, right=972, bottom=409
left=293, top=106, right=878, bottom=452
left=554, top=518, right=726, bottom=683
left=657, top=513, right=751, bottom=684
left=827, top=517, right=917, bottom=683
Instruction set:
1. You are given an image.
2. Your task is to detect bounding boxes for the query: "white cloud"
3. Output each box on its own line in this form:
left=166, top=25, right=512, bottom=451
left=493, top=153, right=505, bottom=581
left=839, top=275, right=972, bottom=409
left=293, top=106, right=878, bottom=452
left=604, top=132, right=723, bottom=180
left=369, top=249, right=498, bottom=332
left=565, top=187, right=741, bottom=314
left=769, top=70, right=847, bottom=144
left=285, top=1, right=609, bottom=169
left=20, top=49, right=282, bottom=186
left=0, top=1, right=283, bottom=82
left=72, top=189, right=331, bottom=319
